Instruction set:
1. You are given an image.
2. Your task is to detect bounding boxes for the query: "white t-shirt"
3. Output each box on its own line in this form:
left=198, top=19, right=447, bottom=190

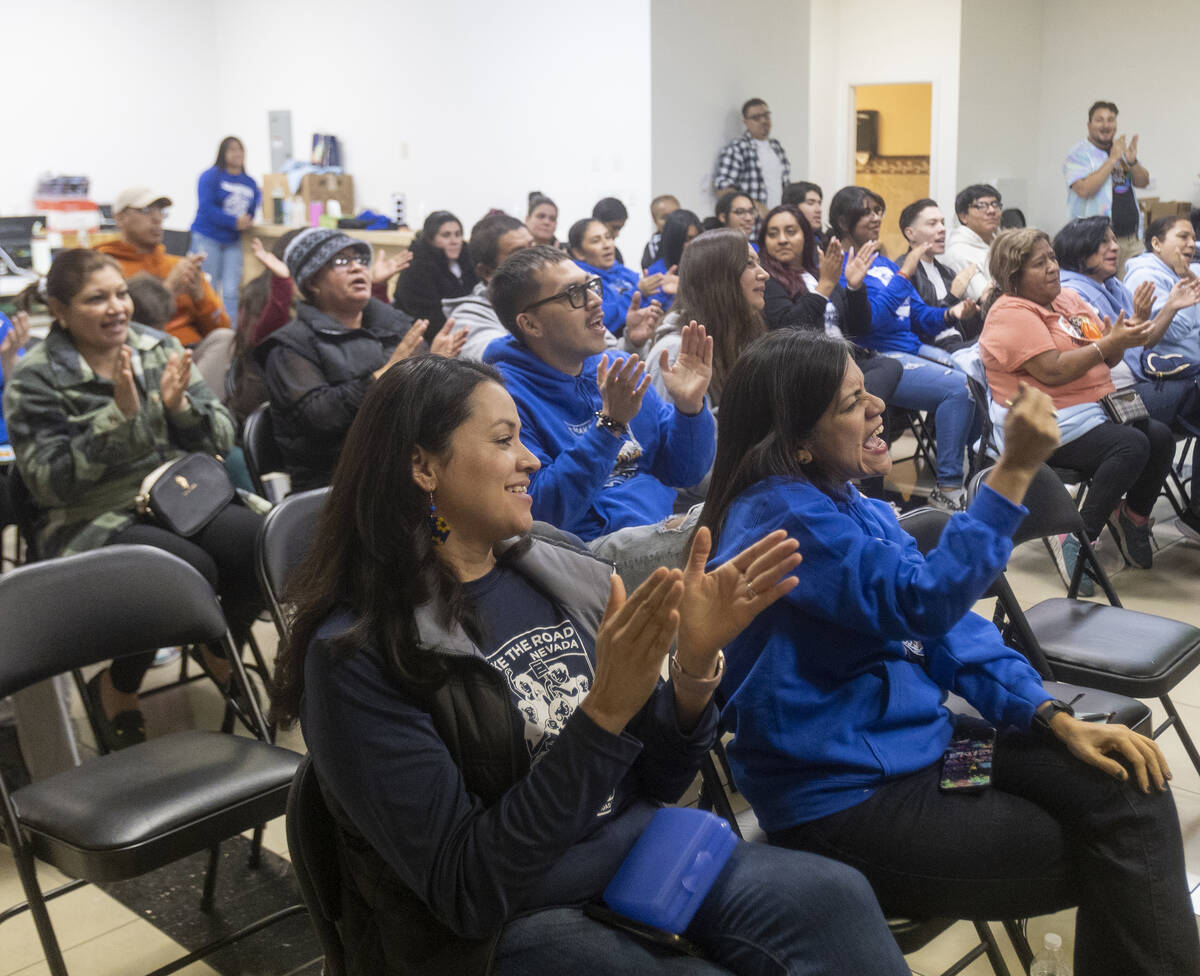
left=921, top=258, right=948, bottom=300
left=755, top=139, right=783, bottom=209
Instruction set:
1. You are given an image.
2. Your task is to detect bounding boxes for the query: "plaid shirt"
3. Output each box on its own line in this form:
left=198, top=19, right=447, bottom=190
left=713, top=131, right=791, bottom=205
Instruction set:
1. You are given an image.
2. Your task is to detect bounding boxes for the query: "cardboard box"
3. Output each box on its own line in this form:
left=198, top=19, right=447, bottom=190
left=261, top=172, right=355, bottom=220
left=1147, top=199, right=1192, bottom=225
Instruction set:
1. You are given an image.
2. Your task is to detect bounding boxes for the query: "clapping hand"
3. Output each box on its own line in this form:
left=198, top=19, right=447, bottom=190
left=660, top=265, right=680, bottom=297
left=950, top=262, right=978, bottom=300
left=597, top=352, right=649, bottom=427
left=1109, top=134, right=1128, bottom=164
left=375, top=320, right=429, bottom=379
left=113, top=347, right=141, bottom=419
left=159, top=350, right=193, bottom=414
left=948, top=298, right=977, bottom=322
left=1124, top=134, right=1139, bottom=164
left=1132, top=280, right=1156, bottom=323
left=372, top=248, right=413, bottom=284
left=674, top=526, right=801, bottom=681
left=251, top=238, right=290, bottom=279
left=430, top=317, right=467, bottom=358
left=658, top=320, right=712, bottom=415
left=638, top=272, right=666, bottom=297
left=582, top=568, right=685, bottom=735
left=816, top=237, right=844, bottom=295
left=623, top=291, right=663, bottom=349
left=899, top=242, right=932, bottom=280
left=844, top=240, right=879, bottom=291
left=1167, top=277, right=1200, bottom=312
left=1104, top=310, right=1153, bottom=350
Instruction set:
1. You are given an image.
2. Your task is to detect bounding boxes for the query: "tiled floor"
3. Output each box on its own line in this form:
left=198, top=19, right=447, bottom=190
left=3, top=444, right=1200, bottom=975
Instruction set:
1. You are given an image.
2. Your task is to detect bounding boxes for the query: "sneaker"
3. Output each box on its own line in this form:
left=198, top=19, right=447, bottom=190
left=928, top=485, right=966, bottom=512
left=1111, top=508, right=1154, bottom=569
left=85, top=672, right=147, bottom=752
left=1061, top=535, right=1095, bottom=597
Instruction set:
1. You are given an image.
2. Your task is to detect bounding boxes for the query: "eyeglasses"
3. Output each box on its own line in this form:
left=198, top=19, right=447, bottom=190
left=970, top=201, right=1003, bottom=213
left=331, top=254, right=371, bottom=268
left=745, top=111, right=771, bottom=122
left=521, top=276, right=603, bottom=313
left=129, top=206, right=167, bottom=219
left=731, top=207, right=757, bottom=217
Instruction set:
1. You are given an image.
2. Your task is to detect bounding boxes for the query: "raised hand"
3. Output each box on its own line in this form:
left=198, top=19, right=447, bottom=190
left=675, top=526, right=801, bottom=680
left=0, top=311, right=30, bottom=379
left=1167, top=277, right=1200, bottom=311
left=658, top=320, right=712, bottom=415
left=1104, top=310, right=1151, bottom=350
left=947, top=298, right=977, bottom=321
left=375, top=320, right=428, bottom=379
left=899, top=242, right=932, bottom=280
left=638, top=272, right=665, bottom=297
left=430, top=318, right=467, bottom=359
left=113, top=346, right=141, bottom=419
left=660, top=265, right=680, bottom=297
left=950, top=262, right=978, bottom=300
left=1110, top=134, right=1128, bottom=163
left=581, top=568, right=685, bottom=735
left=372, top=248, right=413, bottom=284
left=816, top=237, right=844, bottom=295
left=844, top=240, right=879, bottom=291
left=251, top=237, right=290, bottom=279
left=623, top=291, right=662, bottom=349
left=1132, top=280, right=1156, bottom=322
left=164, top=257, right=198, bottom=297
left=159, top=350, right=193, bottom=413
left=1125, top=134, right=1139, bottom=163
left=597, top=352, right=649, bottom=426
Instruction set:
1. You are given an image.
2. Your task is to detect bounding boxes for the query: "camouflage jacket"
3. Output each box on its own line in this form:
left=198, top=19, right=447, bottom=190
left=3, top=322, right=235, bottom=556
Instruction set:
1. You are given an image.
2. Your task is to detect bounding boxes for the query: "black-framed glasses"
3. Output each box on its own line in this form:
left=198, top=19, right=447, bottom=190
left=331, top=254, right=371, bottom=268
left=521, top=276, right=603, bottom=313
left=970, top=200, right=1003, bottom=212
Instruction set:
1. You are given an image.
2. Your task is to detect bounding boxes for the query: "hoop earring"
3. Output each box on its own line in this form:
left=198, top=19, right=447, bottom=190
left=798, top=450, right=813, bottom=465
left=427, top=493, right=450, bottom=545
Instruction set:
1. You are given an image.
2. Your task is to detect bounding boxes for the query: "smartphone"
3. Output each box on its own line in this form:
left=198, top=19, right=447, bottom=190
left=583, top=902, right=706, bottom=957
left=938, top=729, right=995, bottom=792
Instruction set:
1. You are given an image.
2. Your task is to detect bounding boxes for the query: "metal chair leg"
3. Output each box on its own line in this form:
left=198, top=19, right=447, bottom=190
left=200, top=844, right=220, bottom=912
left=1001, top=919, right=1034, bottom=971
left=12, top=844, right=70, bottom=976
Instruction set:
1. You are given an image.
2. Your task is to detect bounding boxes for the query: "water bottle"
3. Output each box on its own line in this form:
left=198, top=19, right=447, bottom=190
left=1030, top=932, right=1071, bottom=975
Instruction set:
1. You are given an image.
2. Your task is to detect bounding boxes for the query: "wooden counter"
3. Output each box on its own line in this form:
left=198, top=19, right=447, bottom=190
left=240, top=224, right=414, bottom=285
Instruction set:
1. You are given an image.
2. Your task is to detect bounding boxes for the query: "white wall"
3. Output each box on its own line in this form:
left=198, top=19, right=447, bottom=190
left=958, top=0, right=1200, bottom=234
left=0, top=2, right=219, bottom=220
left=807, top=0, right=962, bottom=220
left=649, top=0, right=810, bottom=222
left=2, top=0, right=653, bottom=247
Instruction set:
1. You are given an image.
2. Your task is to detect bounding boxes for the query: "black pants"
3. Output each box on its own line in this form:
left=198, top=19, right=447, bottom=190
left=106, top=504, right=265, bottom=694
left=769, top=725, right=1199, bottom=976
left=1047, top=417, right=1174, bottom=539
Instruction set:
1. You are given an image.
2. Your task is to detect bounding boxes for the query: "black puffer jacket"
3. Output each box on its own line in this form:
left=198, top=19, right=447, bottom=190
left=392, top=238, right=478, bottom=341
left=256, top=298, right=414, bottom=491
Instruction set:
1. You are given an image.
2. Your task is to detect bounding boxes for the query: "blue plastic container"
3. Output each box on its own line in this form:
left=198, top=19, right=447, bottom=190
left=602, top=807, right=738, bottom=933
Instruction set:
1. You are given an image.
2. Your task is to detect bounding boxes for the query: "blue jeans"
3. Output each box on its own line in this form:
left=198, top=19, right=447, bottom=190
left=492, top=840, right=909, bottom=975
left=190, top=232, right=243, bottom=325
left=1135, top=377, right=1200, bottom=508
left=884, top=351, right=974, bottom=487
left=770, top=723, right=1199, bottom=976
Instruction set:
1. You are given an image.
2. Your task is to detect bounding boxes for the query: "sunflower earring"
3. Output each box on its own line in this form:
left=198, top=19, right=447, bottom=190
left=427, top=493, right=450, bottom=545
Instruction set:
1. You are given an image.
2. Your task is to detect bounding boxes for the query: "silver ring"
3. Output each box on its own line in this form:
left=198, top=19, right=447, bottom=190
left=745, top=583, right=758, bottom=599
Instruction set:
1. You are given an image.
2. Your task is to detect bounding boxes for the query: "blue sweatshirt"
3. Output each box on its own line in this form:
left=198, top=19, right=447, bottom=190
left=643, top=257, right=674, bottom=312
left=484, top=335, right=715, bottom=541
left=710, top=477, right=1050, bottom=831
left=843, top=253, right=948, bottom=353
left=1122, top=252, right=1200, bottom=380
left=190, top=166, right=261, bottom=244
left=574, top=259, right=641, bottom=335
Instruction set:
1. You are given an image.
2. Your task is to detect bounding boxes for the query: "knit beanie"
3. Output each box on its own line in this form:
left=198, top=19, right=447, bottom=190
left=283, top=228, right=373, bottom=290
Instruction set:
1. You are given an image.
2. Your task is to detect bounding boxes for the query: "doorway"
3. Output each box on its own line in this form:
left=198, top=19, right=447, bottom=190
left=852, top=83, right=932, bottom=259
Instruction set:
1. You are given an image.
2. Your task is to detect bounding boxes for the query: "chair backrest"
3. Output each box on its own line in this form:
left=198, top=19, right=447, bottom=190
left=256, top=487, right=330, bottom=638
left=0, top=545, right=228, bottom=700
left=286, top=754, right=346, bottom=975
left=243, top=402, right=282, bottom=497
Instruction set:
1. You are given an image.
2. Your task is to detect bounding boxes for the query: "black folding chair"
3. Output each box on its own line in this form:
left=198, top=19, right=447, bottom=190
left=243, top=402, right=284, bottom=499
left=256, top=487, right=331, bottom=641
left=0, top=545, right=304, bottom=976
left=967, top=465, right=1200, bottom=775
left=286, top=754, right=347, bottom=976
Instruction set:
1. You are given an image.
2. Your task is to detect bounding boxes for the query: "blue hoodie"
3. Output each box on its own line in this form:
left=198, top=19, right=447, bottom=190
left=1122, top=252, right=1200, bottom=380
left=190, top=166, right=261, bottom=245
left=709, top=477, right=1049, bottom=831
left=1059, top=269, right=1132, bottom=322
left=574, top=259, right=641, bottom=335
left=842, top=253, right=948, bottom=354
left=484, top=335, right=715, bottom=541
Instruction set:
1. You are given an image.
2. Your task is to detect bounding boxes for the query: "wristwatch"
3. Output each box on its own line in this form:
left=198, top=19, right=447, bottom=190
left=1032, top=698, right=1075, bottom=737
left=594, top=412, right=627, bottom=439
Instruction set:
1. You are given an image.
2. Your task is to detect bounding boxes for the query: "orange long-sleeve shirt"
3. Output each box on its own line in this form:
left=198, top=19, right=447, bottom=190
left=95, top=240, right=231, bottom=345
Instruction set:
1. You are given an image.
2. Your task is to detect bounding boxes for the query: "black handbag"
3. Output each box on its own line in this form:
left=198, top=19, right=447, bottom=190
left=134, top=453, right=236, bottom=537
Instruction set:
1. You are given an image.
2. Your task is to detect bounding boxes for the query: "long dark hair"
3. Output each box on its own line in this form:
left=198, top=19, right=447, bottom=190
left=672, top=229, right=766, bottom=403
left=659, top=209, right=701, bottom=269
left=828, top=186, right=885, bottom=243
left=699, top=330, right=853, bottom=546
left=756, top=204, right=818, bottom=298
left=215, top=136, right=244, bottom=169
left=271, top=356, right=506, bottom=727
